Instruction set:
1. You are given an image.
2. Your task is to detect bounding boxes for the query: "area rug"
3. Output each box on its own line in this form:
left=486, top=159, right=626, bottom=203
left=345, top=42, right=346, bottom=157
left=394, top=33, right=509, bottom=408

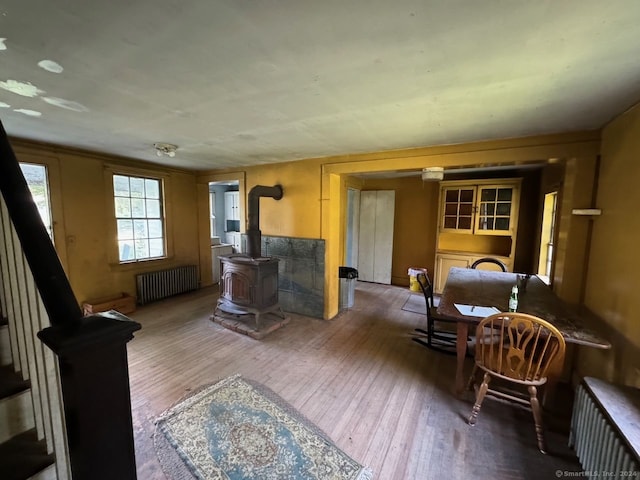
left=154, top=374, right=373, bottom=480
left=401, top=294, right=426, bottom=314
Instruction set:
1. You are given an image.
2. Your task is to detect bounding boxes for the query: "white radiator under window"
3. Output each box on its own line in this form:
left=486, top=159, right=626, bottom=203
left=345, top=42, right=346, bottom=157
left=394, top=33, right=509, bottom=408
left=569, top=377, right=639, bottom=478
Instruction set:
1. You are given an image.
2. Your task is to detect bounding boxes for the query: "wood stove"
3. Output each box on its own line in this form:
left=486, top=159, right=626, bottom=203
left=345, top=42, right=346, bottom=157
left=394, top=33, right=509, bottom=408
left=215, top=254, right=283, bottom=329
left=213, top=185, right=285, bottom=331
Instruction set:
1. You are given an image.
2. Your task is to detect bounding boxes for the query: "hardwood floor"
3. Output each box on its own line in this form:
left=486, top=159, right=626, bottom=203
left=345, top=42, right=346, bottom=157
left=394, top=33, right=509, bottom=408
left=127, top=281, right=581, bottom=479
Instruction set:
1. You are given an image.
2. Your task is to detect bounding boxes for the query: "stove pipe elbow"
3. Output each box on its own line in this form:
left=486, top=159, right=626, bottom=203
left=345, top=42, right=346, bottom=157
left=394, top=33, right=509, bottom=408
left=247, top=184, right=283, bottom=258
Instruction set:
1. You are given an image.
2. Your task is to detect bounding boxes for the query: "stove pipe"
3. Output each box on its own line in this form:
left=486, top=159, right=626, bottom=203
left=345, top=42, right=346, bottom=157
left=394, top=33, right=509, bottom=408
left=247, top=184, right=283, bottom=258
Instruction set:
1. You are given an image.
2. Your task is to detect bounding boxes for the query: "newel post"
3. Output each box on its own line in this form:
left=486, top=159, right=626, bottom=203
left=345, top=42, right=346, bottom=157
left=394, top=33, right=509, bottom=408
left=38, top=311, right=141, bottom=480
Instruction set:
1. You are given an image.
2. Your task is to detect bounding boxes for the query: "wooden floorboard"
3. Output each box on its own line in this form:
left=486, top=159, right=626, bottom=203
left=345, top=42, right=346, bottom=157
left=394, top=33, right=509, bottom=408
left=127, top=281, right=581, bottom=479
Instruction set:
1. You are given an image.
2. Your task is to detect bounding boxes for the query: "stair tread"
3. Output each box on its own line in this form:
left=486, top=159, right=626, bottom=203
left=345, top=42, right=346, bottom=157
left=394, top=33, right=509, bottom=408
left=0, top=365, right=30, bottom=399
left=0, top=429, right=55, bottom=480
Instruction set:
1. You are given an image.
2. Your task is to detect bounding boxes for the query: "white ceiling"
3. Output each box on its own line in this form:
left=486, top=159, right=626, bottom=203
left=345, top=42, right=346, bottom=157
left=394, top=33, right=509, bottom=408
left=1, top=1, right=640, bottom=171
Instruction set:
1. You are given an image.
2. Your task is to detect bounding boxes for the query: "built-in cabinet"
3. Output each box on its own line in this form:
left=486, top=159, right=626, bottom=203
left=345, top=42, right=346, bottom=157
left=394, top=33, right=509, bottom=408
left=434, top=178, right=521, bottom=293
left=224, top=191, right=240, bottom=221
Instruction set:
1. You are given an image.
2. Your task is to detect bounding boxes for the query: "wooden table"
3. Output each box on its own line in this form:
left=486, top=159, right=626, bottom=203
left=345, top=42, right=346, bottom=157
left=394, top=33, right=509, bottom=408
left=436, top=267, right=612, bottom=395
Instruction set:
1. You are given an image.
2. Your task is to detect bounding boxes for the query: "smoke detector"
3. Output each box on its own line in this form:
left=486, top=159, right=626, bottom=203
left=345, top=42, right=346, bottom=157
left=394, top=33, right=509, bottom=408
left=154, top=143, right=178, bottom=158
left=421, top=167, right=444, bottom=181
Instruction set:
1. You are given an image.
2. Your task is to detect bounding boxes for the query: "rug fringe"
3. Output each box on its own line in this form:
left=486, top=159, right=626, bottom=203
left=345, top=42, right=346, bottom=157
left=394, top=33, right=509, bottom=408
left=356, top=467, right=374, bottom=480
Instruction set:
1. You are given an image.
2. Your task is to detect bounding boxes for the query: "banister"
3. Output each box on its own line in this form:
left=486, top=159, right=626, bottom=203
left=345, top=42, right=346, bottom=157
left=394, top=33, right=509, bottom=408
left=0, top=120, right=82, bottom=327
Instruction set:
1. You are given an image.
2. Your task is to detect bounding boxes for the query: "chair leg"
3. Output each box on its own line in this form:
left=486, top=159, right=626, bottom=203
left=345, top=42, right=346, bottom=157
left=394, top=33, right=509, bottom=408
left=466, top=364, right=478, bottom=392
left=528, top=385, right=547, bottom=454
left=468, top=372, right=491, bottom=426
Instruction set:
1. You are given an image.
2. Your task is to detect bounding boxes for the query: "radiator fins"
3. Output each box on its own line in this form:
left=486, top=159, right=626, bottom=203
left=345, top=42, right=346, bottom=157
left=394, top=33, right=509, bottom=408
left=136, top=265, right=198, bottom=305
left=570, top=384, right=639, bottom=476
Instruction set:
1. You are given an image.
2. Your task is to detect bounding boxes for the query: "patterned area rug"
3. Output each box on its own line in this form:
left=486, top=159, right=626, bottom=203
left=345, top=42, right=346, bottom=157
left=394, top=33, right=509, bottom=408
left=154, top=375, right=373, bottom=480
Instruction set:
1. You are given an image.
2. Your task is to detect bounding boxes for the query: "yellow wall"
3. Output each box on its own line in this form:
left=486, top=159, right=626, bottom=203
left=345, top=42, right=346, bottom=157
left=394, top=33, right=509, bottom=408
left=203, top=132, right=600, bottom=319
left=12, top=131, right=604, bottom=324
left=12, top=141, right=201, bottom=306
left=577, top=103, right=640, bottom=387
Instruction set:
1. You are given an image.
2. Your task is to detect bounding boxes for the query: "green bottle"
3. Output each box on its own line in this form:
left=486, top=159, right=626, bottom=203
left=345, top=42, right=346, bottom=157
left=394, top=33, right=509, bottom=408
left=508, top=285, right=519, bottom=312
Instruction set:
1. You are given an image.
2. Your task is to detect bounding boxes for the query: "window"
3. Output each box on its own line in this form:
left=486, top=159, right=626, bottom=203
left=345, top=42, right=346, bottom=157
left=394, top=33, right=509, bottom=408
left=537, top=191, right=558, bottom=283
left=113, top=174, right=165, bottom=262
left=19, top=162, right=54, bottom=242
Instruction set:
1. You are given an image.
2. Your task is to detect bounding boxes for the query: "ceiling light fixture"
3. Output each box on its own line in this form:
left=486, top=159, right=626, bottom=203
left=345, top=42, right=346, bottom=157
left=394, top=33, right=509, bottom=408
left=421, top=167, right=444, bottom=181
left=154, top=142, right=178, bottom=158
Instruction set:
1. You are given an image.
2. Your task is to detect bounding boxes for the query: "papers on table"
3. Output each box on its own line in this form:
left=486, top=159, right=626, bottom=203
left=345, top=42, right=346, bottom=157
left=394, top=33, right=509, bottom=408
left=454, top=304, right=501, bottom=318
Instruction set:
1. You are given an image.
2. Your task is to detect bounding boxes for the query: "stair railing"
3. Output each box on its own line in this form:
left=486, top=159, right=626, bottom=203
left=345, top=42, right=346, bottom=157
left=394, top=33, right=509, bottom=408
left=0, top=119, right=140, bottom=480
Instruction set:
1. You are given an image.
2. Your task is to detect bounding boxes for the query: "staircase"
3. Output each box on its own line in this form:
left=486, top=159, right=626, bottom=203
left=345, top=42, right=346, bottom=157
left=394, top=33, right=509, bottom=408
left=1, top=311, right=56, bottom=480
left=0, top=246, right=69, bottom=479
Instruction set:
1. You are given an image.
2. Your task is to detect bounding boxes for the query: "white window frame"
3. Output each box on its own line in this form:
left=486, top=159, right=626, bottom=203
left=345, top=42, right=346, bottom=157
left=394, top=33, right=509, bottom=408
left=105, top=165, right=172, bottom=266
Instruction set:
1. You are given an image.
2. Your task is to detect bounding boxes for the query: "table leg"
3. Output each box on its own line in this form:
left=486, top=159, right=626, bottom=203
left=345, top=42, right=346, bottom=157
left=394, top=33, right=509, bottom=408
left=455, top=322, right=469, bottom=395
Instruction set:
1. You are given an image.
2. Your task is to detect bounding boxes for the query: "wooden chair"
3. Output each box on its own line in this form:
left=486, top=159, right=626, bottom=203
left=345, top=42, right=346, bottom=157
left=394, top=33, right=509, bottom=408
left=411, top=272, right=458, bottom=355
left=466, top=312, right=566, bottom=453
left=470, top=257, right=508, bottom=272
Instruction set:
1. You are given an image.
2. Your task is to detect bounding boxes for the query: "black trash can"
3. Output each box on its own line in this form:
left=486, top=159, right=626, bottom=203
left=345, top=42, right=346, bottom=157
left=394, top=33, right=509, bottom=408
left=338, top=266, right=358, bottom=309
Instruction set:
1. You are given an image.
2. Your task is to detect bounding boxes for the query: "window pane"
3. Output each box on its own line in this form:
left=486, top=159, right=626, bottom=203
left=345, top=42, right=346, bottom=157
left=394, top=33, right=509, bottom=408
left=496, top=203, right=511, bottom=216
left=481, top=188, right=497, bottom=202
left=145, top=179, right=160, bottom=199
left=478, top=218, right=494, bottom=230
left=497, top=188, right=512, bottom=201
left=458, top=216, right=472, bottom=229
left=146, top=199, right=160, bottom=218
left=479, top=203, right=495, bottom=215
left=149, top=239, right=164, bottom=257
left=148, top=219, right=163, bottom=238
left=131, top=198, right=146, bottom=217
left=20, top=163, right=54, bottom=242
left=115, top=197, right=131, bottom=217
left=459, top=190, right=474, bottom=202
left=445, top=190, right=458, bottom=202
left=135, top=239, right=149, bottom=258
left=130, top=177, right=145, bottom=198
left=495, top=218, right=510, bottom=230
left=116, top=219, right=134, bottom=240
left=459, top=204, right=473, bottom=216
left=444, top=217, right=456, bottom=229
left=119, top=240, right=135, bottom=261
left=113, top=175, right=130, bottom=197
left=133, top=219, right=148, bottom=239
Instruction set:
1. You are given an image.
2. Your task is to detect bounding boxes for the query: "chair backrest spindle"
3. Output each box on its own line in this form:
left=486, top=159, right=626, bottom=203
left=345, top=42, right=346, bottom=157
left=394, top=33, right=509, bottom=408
left=475, top=312, right=566, bottom=385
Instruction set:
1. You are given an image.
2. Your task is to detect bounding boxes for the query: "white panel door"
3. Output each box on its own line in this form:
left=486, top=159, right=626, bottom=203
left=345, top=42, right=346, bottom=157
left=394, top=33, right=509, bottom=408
left=357, top=191, right=377, bottom=282
left=357, top=190, right=395, bottom=284
left=373, top=191, right=395, bottom=284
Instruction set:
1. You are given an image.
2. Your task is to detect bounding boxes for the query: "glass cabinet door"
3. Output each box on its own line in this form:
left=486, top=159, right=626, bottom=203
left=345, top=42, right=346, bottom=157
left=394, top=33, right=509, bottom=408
left=441, top=187, right=476, bottom=233
left=475, top=185, right=514, bottom=234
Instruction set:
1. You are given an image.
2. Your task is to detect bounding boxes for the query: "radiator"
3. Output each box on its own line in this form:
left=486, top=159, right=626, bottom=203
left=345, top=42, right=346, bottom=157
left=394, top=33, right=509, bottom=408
left=569, top=379, right=639, bottom=477
left=136, top=265, right=199, bottom=305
